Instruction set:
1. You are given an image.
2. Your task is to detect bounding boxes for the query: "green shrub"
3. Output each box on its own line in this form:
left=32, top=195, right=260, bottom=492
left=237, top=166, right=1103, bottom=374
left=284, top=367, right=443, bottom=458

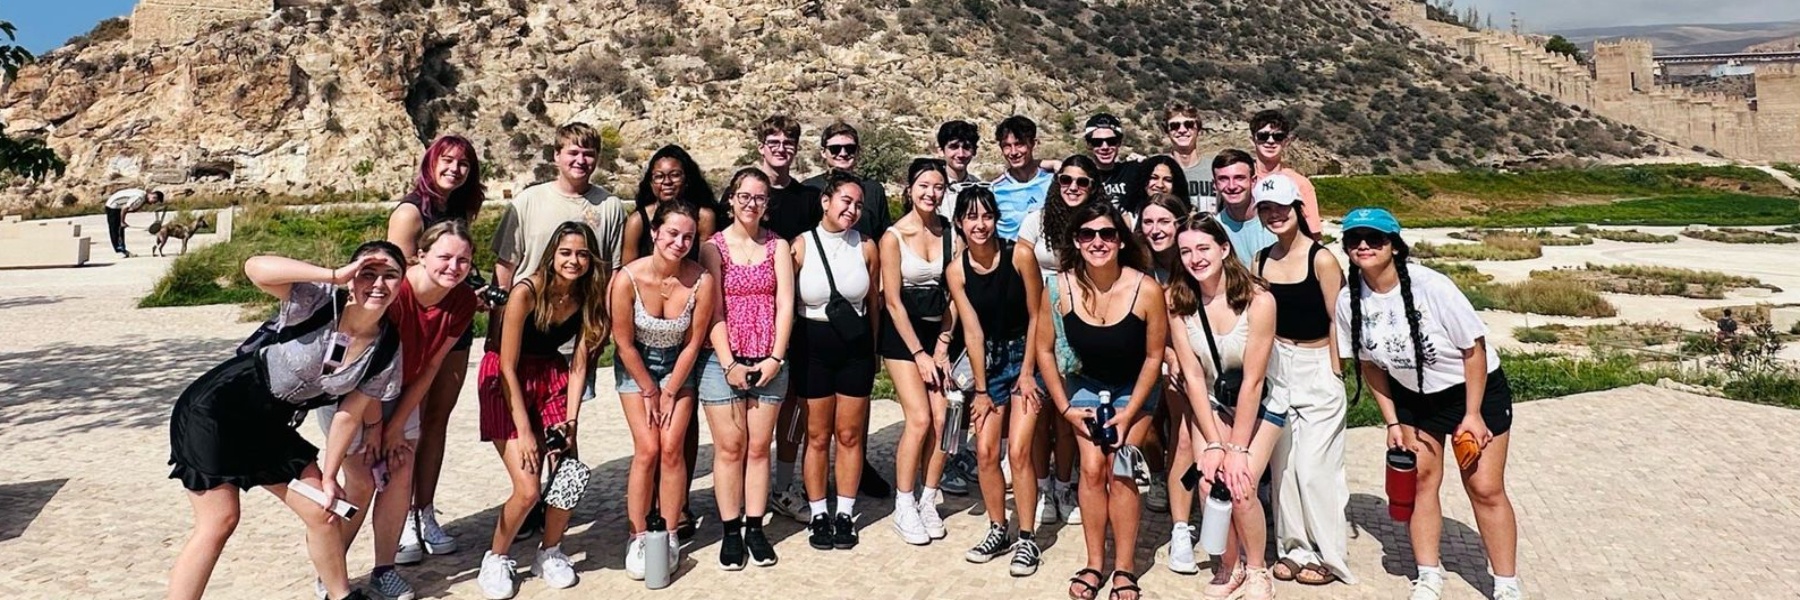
left=1489, top=278, right=1617, bottom=317
left=1680, top=227, right=1797, bottom=244
left=1514, top=326, right=1560, bottom=344
left=1414, top=234, right=1542, bottom=260
left=1533, top=263, right=1773, bottom=299
left=1571, top=224, right=1677, bottom=243
left=1723, top=370, right=1800, bottom=408
left=1773, top=224, right=1800, bottom=234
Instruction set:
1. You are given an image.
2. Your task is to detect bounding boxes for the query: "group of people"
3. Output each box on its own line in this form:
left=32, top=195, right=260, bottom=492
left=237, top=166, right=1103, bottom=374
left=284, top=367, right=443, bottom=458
left=165, top=108, right=1524, bottom=600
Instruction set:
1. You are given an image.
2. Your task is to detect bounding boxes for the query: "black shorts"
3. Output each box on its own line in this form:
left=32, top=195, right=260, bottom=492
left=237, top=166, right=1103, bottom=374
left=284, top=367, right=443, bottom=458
left=1386, top=367, right=1514, bottom=438
left=797, top=319, right=877, bottom=399
left=877, top=315, right=946, bottom=361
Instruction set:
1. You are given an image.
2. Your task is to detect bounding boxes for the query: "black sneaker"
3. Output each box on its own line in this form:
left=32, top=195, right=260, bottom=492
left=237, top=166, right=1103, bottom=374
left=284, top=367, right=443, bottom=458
left=831, top=512, right=859, bottom=550
left=964, top=521, right=1012, bottom=564
left=745, top=525, right=778, bottom=566
left=719, top=533, right=746, bottom=571
left=678, top=508, right=698, bottom=542
left=858, top=459, right=892, bottom=498
left=807, top=514, right=834, bottom=551
left=1008, top=535, right=1042, bottom=577
left=513, top=501, right=545, bottom=541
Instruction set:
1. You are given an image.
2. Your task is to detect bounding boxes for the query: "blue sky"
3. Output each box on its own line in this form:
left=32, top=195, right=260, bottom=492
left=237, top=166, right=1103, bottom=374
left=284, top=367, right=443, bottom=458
left=3, top=1, right=137, bottom=54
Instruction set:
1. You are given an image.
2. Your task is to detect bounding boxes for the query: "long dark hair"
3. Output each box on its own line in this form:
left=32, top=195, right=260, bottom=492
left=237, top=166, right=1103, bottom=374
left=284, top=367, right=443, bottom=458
left=530, top=221, right=610, bottom=350
left=1123, top=155, right=1190, bottom=216
left=1343, top=230, right=1426, bottom=406
left=902, top=158, right=950, bottom=214
left=1057, top=202, right=1150, bottom=301
left=410, top=135, right=485, bottom=222
left=1166, top=214, right=1262, bottom=316
left=1041, top=154, right=1101, bottom=268
left=635, top=145, right=718, bottom=223
left=1140, top=192, right=1191, bottom=277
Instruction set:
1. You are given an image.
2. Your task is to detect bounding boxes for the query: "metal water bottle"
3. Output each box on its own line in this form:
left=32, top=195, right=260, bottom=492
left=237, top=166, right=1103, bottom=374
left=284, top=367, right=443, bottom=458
left=644, top=513, right=671, bottom=590
left=1094, top=392, right=1118, bottom=447
left=940, top=358, right=976, bottom=455
left=1199, top=478, right=1234, bottom=555
left=1386, top=448, right=1419, bottom=522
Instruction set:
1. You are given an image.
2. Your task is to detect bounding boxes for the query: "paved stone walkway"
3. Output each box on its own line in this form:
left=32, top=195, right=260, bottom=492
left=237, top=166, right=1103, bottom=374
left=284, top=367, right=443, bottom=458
left=3, top=227, right=1800, bottom=599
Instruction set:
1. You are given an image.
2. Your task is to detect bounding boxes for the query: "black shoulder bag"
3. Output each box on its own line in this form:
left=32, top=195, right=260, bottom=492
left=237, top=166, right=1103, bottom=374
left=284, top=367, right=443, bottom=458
left=236, top=290, right=347, bottom=356
left=899, top=217, right=955, bottom=319
left=1195, top=302, right=1266, bottom=408
left=810, top=229, right=870, bottom=343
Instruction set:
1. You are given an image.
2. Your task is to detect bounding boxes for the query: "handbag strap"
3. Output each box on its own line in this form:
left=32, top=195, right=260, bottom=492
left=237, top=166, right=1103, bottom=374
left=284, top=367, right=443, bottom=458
left=1195, top=296, right=1226, bottom=379
left=809, top=229, right=848, bottom=301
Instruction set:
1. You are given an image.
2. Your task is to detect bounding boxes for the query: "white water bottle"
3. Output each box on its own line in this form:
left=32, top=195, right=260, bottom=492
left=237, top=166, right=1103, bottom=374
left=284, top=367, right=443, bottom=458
left=1199, top=478, right=1233, bottom=555
left=940, top=356, right=976, bottom=455
left=644, top=514, right=671, bottom=590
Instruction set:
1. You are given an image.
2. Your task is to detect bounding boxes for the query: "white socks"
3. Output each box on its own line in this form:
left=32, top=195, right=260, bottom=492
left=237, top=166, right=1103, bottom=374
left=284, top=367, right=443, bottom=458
left=836, top=496, right=856, bottom=516
left=1493, top=575, right=1520, bottom=593
left=895, top=490, right=916, bottom=510
left=808, top=499, right=828, bottom=517
left=921, top=486, right=940, bottom=506
left=1417, top=564, right=1444, bottom=578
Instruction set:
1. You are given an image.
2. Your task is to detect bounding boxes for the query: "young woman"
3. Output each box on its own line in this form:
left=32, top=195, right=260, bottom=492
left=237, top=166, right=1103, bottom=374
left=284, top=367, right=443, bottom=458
left=1040, top=202, right=1167, bottom=600
left=1134, top=194, right=1190, bottom=542
left=384, top=135, right=485, bottom=562
left=881, top=158, right=957, bottom=546
left=474, top=222, right=609, bottom=599
left=1252, top=174, right=1354, bottom=587
left=323, top=221, right=478, bottom=600
left=1120, top=155, right=1191, bottom=225
left=623, top=145, right=719, bottom=263
left=793, top=172, right=881, bottom=552
left=1015, top=154, right=1101, bottom=527
left=1337, top=208, right=1521, bottom=600
left=699, top=169, right=794, bottom=570
left=167, top=244, right=407, bottom=600
left=945, top=186, right=1046, bottom=576
left=613, top=201, right=715, bottom=578
left=1166, top=216, right=1281, bottom=600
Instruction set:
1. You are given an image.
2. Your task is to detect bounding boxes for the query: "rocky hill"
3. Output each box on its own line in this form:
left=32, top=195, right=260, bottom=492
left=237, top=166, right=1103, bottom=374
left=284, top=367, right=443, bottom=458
left=0, top=0, right=1656, bottom=209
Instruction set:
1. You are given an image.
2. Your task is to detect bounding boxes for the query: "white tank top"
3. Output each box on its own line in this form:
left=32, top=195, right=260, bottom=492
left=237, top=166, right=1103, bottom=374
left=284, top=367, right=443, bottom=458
left=1185, top=307, right=1252, bottom=382
left=897, top=230, right=949, bottom=286
left=798, top=226, right=871, bottom=321
left=1015, top=207, right=1059, bottom=279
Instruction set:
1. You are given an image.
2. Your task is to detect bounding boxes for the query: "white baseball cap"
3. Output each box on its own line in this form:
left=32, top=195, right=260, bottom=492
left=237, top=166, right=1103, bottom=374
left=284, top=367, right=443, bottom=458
left=1252, top=174, right=1303, bottom=207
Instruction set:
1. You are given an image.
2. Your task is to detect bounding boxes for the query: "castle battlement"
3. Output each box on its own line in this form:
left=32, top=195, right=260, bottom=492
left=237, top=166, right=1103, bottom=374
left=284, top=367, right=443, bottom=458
left=130, top=0, right=272, bottom=45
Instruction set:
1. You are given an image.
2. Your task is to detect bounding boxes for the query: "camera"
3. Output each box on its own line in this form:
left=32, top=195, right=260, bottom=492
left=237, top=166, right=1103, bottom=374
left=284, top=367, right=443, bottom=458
left=545, top=427, right=568, bottom=452
left=465, top=269, right=510, bottom=306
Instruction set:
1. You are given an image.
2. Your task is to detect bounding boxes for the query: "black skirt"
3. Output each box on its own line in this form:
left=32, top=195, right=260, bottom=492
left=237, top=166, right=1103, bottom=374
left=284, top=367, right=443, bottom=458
left=168, top=352, right=320, bottom=491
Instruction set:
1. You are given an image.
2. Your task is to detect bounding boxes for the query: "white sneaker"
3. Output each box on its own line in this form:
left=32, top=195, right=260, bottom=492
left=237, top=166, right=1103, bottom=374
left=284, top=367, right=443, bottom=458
left=668, top=531, right=681, bottom=567
left=313, top=579, right=327, bottom=600
left=1167, top=522, right=1199, bottom=575
left=918, top=492, right=947, bottom=540
left=396, top=510, right=424, bottom=565
left=1036, top=483, right=1060, bottom=525
left=770, top=485, right=810, bottom=523
left=1493, top=585, right=1524, bottom=600
left=625, top=535, right=646, bottom=581
left=891, top=500, right=930, bottom=545
left=478, top=551, right=518, bottom=600
left=418, top=504, right=457, bottom=555
left=1409, top=571, right=1446, bottom=600
left=1058, top=483, right=1082, bottom=525
left=534, top=546, right=578, bottom=589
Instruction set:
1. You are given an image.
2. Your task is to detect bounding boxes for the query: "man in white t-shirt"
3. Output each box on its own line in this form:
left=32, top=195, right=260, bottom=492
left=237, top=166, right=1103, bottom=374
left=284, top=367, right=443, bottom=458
left=103, top=188, right=164, bottom=258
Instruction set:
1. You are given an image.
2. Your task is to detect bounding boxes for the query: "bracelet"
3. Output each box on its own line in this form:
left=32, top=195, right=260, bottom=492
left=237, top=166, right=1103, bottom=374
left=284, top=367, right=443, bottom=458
left=973, top=388, right=989, bottom=395
left=913, top=349, right=928, bottom=359
left=770, top=356, right=786, bottom=366
left=1385, top=423, right=1401, bottom=429
left=938, top=331, right=955, bottom=341
left=1202, top=443, right=1225, bottom=453
left=1225, top=443, right=1251, bottom=454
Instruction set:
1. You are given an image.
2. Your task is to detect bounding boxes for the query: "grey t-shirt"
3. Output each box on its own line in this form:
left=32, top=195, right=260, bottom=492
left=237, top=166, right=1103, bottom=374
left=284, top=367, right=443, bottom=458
left=1176, top=153, right=1218, bottom=214
left=263, top=282, right=403, bottom=404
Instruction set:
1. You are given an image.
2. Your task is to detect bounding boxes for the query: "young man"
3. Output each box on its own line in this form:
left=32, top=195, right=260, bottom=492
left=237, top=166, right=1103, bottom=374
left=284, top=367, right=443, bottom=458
left=802, top=120, right=892, bottom=241
left=991, top=115, right=1053, bottom=241
left=755, top=115, right=824, bottom=242
left=1248, top=109, right=1323, bottom=237
left=103, top=188, right=164, bottom=258
left=1163, top=103, right=1218, bottom=214
left=934, top=120, right=983, bottom=222
left=1212, top=148, right=1276, bottom=267
left=1083, top=113, right=1140, bottom=209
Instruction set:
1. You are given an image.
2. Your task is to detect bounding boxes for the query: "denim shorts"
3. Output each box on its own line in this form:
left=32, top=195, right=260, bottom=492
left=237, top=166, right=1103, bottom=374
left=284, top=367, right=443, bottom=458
left=615, top=343, right=699, bottom=394
left=1066, top=372, right=1161, bottom=411
left=697, top=350, right=790, bottom=405
left=980, top=337, right=1027, bottom=406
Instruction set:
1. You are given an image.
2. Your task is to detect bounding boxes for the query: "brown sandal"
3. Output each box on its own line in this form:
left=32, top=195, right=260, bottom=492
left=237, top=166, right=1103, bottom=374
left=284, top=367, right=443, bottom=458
left=1296, top=563, right=1338, bottom=586
left=1069, top=568, right=1103, bottom=600
left=1271, top=558, right=1301, bottom=581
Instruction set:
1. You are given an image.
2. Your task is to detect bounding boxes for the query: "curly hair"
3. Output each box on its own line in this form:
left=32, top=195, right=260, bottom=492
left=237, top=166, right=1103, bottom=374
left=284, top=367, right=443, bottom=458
left=1039, top=155, right=1100, bottom=268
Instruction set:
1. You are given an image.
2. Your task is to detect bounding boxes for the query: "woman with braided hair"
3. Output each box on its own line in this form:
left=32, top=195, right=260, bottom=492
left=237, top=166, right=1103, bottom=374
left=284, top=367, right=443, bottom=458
left=1335, top=208, right=1522, bottom=600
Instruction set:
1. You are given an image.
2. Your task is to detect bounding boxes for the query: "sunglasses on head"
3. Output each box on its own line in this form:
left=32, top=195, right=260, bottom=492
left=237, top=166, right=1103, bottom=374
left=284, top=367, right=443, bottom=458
left=1058, top=174, right=1093, bottom=189
left=825, top=143, right=860, bottom=156
left=1166, top=119, right=1198, bottom=132
left=1342, top=230, right=1392, bottom=248
left=1086, top=136, right=1121, bottom=148
left=1253, top=130, right=1289, bottom=144
left=1075, top=227, right=1122, bottom=244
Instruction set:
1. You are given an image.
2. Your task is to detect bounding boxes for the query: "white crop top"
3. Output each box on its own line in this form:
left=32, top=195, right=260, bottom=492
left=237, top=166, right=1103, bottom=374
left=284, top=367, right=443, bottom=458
left=799, top=226, right=871, bottom=321
left=1015, top=208, right=1060, bottom=279
left=897, top=230, right=949, bottom=287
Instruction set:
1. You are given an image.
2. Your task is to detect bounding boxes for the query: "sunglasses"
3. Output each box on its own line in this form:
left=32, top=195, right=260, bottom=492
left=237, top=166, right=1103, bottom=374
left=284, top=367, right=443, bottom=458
left=1166, top=119, right=1198, bottom=132
left=1086, top=136, right=1121, bottom=148
left=1253, top=130, right=1289, bottom=144
left=1342, top=230, right=1392, bottom=249
left=1074, top=227, right=1122, bottom=244
left=1058, top=174, right=1094, bottom=189
left=825, top=143, right=860, bottom=156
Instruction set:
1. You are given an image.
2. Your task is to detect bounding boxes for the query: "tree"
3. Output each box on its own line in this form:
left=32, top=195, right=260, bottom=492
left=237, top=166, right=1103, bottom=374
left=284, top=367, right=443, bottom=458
left=0, top=22, right=66, bottom=181
left=1545, top=35, right=1583, bottom=62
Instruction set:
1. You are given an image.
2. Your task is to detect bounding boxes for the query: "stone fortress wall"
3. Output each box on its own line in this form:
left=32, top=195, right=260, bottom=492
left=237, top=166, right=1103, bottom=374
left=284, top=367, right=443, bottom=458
left=1390, top=1, right=1800, bottom=162
left=129, top=0, right=272, bottom=45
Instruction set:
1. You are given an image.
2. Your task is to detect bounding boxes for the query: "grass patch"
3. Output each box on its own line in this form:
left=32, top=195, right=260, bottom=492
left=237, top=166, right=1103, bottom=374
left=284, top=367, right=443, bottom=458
left=1570, top=224, right=1677, bottom=243
left=1533, top=263, right=1777, bottom=299
left=1514, top=325, right=1561, bottom=344
left=1680, top=227, right=1797, bottom=244
left=1415, top=234, right=1542, bottom=260
left=1421, top=260, right=1613, bottom=316
left=1317, top=165, right=1795, bottom=227
left=1773, top=224, right=1800, bottom=234
left=1449, top=228, right=1592, bottom=246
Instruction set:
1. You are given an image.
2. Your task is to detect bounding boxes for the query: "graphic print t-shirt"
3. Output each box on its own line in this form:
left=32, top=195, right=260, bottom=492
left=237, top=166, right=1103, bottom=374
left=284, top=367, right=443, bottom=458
left=1335, top=264, right=1501, bottom=394
left=1096, top=160, right=1141, bottom=211
left=1176, top=154, right=1218, bottom=214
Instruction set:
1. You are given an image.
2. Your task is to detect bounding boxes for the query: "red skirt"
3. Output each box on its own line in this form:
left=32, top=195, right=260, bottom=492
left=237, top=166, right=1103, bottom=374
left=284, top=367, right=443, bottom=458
left=477, top=351, right=570, bottom=441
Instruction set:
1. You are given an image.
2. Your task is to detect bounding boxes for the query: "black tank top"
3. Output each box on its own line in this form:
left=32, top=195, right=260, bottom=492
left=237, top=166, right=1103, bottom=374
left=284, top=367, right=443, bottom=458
left=963, top=241, right=1029, bottom=341
left=1061, top=274, right=1150, bottom=387
left=1258, top=243, right=1332, bottom=341
left=401, top=192, right=474, bottom=228
left=515, top=281, right=584, bottom=356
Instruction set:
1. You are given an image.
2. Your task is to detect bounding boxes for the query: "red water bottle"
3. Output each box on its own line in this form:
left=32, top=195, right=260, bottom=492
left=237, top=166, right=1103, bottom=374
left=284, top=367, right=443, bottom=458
left=1385, top=448, right=1418, bottom=521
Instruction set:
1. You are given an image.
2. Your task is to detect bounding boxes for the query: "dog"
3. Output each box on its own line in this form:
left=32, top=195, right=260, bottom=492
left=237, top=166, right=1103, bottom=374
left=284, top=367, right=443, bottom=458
left=152, top=216, right=209, bottom=257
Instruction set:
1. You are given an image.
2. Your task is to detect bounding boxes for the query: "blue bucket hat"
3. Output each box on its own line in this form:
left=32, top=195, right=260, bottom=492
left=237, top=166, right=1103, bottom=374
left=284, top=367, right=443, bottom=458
left=1341, top=207, right=1401, bottom=235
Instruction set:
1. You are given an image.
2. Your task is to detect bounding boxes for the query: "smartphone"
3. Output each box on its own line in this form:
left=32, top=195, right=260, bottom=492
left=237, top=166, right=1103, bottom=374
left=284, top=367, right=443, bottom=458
left=323, top=332, right=350, bottom=370
left=1180, top=464, right=1202, bottom=491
